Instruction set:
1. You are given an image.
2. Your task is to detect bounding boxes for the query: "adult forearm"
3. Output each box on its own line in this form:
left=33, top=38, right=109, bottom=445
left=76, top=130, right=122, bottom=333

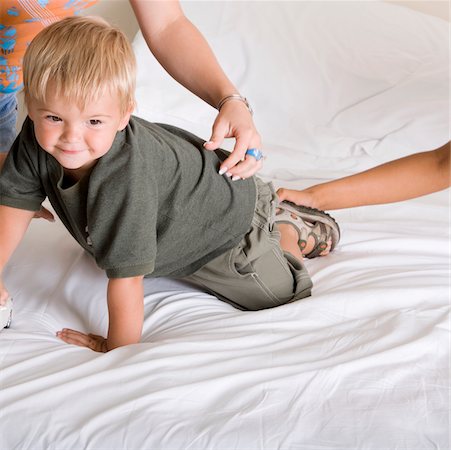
left=136, top=12, right=236, bottom=107
left=311, top=144, right=451, bottom=210
left=106, top=276, right=144, bottom=350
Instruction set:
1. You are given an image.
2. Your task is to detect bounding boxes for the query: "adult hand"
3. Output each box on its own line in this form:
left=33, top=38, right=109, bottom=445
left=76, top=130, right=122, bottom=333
left=203, top=100, right=262, bottom=180
left=277, top=187, right=316, bottom=209
left=57, top=328, right=108, bottom=353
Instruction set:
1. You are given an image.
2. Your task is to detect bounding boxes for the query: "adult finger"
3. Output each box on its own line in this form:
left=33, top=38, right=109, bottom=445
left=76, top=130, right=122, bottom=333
left=227, top=157, right=263, bottom=181
left=276, top=188, right=289, bottom=202
left=276, top=188, right=315, bottom=208
left=218, top=131, right=255, bottom=175
left=203, top=120, right=229, bottom=151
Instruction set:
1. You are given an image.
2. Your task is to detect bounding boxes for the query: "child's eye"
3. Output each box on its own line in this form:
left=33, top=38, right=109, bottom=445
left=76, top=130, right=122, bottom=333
left=89, top=119, right=102, bottom=126
left=46, top=115, right=61, bottom=122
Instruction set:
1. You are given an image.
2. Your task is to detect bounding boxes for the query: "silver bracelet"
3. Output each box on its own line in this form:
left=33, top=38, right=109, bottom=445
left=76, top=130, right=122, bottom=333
left=217, top=94, right=253, bottom=115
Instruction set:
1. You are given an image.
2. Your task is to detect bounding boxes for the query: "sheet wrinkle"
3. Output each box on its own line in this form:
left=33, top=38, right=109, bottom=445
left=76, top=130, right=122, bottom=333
left=326, top=76, right=420, bottom=129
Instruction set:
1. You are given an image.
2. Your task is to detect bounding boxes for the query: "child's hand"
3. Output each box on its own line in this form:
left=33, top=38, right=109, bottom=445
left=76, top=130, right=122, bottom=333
left=33, top=206, right=55, bottom=222
left=0, top=280, right=9, bottom=306
left=56, top=328, right=108, bottom=353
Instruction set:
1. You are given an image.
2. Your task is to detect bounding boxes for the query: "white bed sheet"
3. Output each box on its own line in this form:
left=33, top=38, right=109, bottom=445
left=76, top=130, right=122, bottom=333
left=1, top=2, right=449, bottom=449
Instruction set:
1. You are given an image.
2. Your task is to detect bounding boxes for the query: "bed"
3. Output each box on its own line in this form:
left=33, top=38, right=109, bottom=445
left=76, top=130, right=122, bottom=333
left=1, top=2, right=449, bottom=449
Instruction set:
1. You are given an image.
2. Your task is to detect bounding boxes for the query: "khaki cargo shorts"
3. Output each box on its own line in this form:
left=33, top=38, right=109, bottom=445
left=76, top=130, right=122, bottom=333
left=184, top=178, right=313, bottom=310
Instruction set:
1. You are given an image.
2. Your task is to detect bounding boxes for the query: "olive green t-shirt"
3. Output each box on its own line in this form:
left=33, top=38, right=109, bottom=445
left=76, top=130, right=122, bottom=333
left=0, top=116, right=256, bottom=278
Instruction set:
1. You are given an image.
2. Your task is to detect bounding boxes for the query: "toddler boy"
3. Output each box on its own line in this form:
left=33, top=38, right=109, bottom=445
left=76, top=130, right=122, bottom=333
left=0, top=17, right=339, bottom=351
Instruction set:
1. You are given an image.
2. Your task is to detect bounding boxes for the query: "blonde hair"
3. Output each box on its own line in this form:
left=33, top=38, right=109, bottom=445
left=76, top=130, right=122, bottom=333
left=23, top=16, right=136, bottom=115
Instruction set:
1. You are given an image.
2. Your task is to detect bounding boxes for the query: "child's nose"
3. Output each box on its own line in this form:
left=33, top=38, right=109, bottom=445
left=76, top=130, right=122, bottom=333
left=61, top=125, right=81, bottom=142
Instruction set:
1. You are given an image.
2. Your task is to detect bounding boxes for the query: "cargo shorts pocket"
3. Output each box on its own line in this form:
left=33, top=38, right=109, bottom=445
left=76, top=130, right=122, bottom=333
left=228, top=239, right=299, bottom=310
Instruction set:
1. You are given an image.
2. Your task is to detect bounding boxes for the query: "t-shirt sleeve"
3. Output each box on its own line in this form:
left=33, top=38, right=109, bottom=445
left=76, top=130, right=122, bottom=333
left=0, top=121, right=46, bottom=211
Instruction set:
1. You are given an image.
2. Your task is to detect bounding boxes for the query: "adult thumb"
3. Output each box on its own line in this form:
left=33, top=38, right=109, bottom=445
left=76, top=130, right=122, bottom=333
left=203, top=121, right=228, bottom=151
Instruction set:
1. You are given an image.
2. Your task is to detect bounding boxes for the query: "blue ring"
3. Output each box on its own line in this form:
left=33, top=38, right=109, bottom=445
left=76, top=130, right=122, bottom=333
left=245, top=148, right=264, bottom=161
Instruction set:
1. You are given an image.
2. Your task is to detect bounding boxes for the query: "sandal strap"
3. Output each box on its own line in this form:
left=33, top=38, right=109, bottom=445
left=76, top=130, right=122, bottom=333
left=275, top=201, right=341, bottom=259
left=304, top=223, right=330, bottom=259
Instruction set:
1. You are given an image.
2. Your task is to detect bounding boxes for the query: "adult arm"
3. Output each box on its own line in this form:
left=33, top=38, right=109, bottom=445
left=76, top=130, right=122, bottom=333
left=57, top=276, right=144, bottom=352
left=129, top=0, right=261, bottom=178
left=277, top=143, right=451, bottom=210
left=0, top=205, right=35, bottom=304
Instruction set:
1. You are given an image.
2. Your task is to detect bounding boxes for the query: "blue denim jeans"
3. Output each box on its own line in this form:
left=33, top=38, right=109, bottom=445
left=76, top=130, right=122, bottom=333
left=0, top=93, right=18, bottom=153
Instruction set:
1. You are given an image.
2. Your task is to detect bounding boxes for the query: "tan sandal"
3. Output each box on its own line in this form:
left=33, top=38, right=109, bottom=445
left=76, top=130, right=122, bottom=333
left=276, top=201, right=340, bottom=258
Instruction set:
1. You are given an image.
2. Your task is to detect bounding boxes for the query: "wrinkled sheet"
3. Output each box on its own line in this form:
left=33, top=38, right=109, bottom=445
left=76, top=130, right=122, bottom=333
left=1, top=191, right=449, bottom=449
left=1, top=2, right=449, bottom=449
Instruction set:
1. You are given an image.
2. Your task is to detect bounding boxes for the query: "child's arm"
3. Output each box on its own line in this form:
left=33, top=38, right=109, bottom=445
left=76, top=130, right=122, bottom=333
left=106, top=277, right=144, bottom=349
left=57, top=276, right=144, bottom=352
left=0, top=205, right=35, bottom=305
left=277, top=143, right=450, bottom=210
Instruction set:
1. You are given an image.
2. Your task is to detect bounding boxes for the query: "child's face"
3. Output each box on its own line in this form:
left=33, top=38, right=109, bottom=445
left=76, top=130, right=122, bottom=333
left=28, top=86, right=131, bottom=174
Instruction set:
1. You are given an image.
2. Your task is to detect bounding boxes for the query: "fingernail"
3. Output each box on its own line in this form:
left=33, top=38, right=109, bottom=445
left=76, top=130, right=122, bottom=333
left=219, top=166, right=228, bottom=175
left=226, top=172, right=232, bottom=178
left=232, top=175, right=241, bottom=181
left=204, top=141, right=213, bottom=147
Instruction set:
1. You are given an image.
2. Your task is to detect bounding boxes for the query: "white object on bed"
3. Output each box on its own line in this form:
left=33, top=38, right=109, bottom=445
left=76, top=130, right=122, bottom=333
left=0, top=297, right=12, bottom=329
left=1, top=2, right=449, bottom=449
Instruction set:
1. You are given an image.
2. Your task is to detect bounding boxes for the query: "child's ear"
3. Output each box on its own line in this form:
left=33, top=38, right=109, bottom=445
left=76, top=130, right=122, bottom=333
left=26, top=102, right=36, bottom=122
left=118, top=105, right=134, bottom=131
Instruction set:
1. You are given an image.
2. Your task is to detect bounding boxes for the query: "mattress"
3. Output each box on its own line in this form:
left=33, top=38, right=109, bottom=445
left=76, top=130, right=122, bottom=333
left=1, top=2, right=449, bottom=449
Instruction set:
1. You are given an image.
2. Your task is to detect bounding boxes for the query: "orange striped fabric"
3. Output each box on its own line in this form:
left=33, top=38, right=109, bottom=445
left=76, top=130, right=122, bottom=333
left=1, top=0, right=98, bottom=93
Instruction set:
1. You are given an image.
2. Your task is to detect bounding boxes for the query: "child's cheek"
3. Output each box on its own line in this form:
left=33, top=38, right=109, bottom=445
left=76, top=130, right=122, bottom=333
left=89, top=133, right=115, bottom=158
